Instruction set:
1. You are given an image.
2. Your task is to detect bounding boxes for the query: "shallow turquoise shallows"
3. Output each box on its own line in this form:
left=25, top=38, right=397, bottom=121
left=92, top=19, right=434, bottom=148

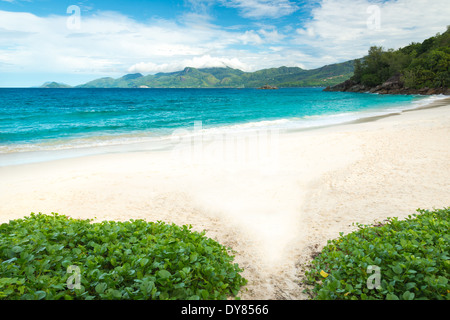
left=0, top=87, right=440, bottom=165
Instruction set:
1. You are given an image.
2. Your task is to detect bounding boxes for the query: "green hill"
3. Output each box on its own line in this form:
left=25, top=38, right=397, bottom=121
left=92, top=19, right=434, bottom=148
left=71, top=61, right=354, bottom=89
left=326, top=26, right=450, bottom=94
left=76, top=74, right=143, bottom=88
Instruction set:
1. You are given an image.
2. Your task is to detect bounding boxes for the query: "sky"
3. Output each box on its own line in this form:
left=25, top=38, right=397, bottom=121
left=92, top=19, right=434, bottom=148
left=0, top=0, right=449, bottom=87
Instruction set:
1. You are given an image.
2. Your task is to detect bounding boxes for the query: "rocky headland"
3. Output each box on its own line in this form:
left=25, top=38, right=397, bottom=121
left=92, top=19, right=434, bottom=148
left=324, top=74, right=450, bottom=95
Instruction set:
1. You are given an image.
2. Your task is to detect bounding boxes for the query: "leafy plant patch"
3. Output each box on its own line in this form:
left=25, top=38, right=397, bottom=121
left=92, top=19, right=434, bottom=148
left=304, top=208, right=449, bottom=300
left=0, top=213, right=247, bottom=300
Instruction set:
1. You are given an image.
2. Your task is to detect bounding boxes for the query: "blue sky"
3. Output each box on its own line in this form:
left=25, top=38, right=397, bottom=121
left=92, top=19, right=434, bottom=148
left=1, top=0, right=449, bottom=87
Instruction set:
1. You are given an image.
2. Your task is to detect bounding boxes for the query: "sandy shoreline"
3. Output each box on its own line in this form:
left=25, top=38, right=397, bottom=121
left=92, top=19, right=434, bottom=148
left=1, top=97, right=449, bottom=299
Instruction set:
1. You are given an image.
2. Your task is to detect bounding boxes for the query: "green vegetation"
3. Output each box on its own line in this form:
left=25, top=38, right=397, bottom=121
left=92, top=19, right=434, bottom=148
left=304, top=208, right=450, bottom=300
left=0, top=213, right=247, bottom=300
left=352, top=26, right=450, bottom=89
left=72, top=61, right=354, bottom=89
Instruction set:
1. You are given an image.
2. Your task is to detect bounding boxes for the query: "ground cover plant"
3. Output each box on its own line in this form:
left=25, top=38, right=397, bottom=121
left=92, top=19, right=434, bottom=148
left=304, top=208, right=449, bottom=300
left=0, top=213, right=247, bottom=300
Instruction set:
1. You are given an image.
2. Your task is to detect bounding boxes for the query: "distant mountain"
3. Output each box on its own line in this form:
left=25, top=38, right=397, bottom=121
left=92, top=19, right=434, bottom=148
left=40, top=82, right=72, bottom=88
left=67, top=61, right=354, bottom=89
left=120, top=73, right=144, bottom=81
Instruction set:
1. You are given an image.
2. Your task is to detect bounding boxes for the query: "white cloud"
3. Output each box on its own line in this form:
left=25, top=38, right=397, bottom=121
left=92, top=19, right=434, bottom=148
left=259, top=29, right=285, bottom=43
left=0, top=10, right=257, bottom=75
left=185, top=0, right=216, bottom=15
left=0, top=8, right=314, bottom=78
left=220, top=0, right=299, bottom=19
left=237, top=30, right=264, bottom=45
left=1, top=0, right=449, bottom=84
left=294, top=0, right=450, bottom=63
left=128, top=55, right=249, bottom=73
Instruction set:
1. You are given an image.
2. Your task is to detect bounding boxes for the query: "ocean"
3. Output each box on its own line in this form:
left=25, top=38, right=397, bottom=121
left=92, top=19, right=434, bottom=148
left=0, top=87, right=444, bottom=166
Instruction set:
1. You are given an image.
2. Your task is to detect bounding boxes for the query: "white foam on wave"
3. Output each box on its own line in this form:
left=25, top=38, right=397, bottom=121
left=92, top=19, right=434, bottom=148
left=384, top=94, right=447, bottom=112
left=168, top=94, right=449, bottom=139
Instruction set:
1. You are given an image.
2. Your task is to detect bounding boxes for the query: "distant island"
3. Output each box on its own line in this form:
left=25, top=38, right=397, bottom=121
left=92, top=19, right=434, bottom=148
left=258, top=85, right=279, bottom=90
left=325, top=26, right=450, bottom=95
left=40, top=82, right=72, bottom=89
left=40, top=61, right=355, bottom=89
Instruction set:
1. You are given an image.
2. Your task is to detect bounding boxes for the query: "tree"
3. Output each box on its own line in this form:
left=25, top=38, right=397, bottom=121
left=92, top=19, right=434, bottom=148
left=358, top=46, right=390, bottom=86
left=349, top=27, right=450, bottom=90
left=353, top=59, right=363, bottom=83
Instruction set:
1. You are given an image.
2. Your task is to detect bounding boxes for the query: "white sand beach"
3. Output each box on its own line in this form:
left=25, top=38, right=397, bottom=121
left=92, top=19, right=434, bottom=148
left=1, top=97, right=449, bottom=299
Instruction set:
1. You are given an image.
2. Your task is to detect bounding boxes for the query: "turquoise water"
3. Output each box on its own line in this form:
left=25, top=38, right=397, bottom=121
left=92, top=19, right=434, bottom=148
left=0, top=87, right=440, bottom=164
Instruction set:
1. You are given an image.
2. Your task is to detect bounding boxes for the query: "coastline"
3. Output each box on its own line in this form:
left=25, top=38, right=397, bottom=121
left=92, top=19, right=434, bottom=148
left=1, top=93, right=447, bottom=168
left=0, top=97, right=449, bottom=299
left=347, top=96, right=450, bottom=124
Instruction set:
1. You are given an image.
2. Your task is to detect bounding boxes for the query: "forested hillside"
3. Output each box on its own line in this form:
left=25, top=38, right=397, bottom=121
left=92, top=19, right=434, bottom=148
left=326, top=27, right=450, bottom=94
left=41, top=61, right=354, bottom=89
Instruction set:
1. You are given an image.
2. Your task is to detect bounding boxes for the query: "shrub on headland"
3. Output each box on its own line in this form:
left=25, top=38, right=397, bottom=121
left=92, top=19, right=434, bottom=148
left=304, top=208, right=449, bottom=300
left=0, top=213, right=247, bottom=300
